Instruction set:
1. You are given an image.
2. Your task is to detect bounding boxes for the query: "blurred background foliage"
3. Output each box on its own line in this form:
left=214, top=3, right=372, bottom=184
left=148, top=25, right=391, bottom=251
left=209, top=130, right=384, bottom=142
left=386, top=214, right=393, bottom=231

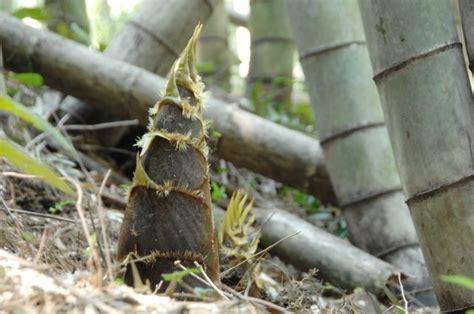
left=0, top=0, right=316, bottom=135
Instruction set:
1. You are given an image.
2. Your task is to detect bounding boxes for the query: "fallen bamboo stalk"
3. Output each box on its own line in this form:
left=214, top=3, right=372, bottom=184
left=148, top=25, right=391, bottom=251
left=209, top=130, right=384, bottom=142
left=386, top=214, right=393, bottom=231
left=252, top=207, right=400, bottom=294
left=0, top=14, right=335, bottom=204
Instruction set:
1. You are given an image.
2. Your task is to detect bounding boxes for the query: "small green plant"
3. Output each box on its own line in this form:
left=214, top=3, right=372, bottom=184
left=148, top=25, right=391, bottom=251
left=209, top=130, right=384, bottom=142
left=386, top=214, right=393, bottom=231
left=48, top=199, right=73, bottom=214
left=161, top=267, right=204, bottom=297
left=161, top=267, right=201, bottom=282
left=21, top=231, right=33, bottom=243
left=10, top=72, right=44, bottom=88
left=210, top=181, right=226, bottom=202
left=250, top=78, right=315, bottom=133
left=12, top=7, right=49, bottom=21
left=383, top=285, right=406, bottom=314
left=280, top=186, right=320, bottom=213
left=83, top=232, right=97, bottom=258
left=218, top=190, right=262, bottom=290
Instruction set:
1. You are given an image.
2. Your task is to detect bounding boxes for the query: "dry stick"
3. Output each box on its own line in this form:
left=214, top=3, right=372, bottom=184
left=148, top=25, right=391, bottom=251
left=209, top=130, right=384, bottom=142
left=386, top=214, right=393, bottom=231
left=175, top=261, right=286, bottom=313
left=193, top=261, right=229, bottom=300
left=9, top=207, right=77, bottom=224
left=62, top=119, right=139, bottom=131
left=175, top=261, right=212, bottom=288
left=97, top=169, right=114, bottom=281
left=2, top=172, right=43, bottom=179
left=33, top=228, right=48, bottom=264
left=66, top=177, right=103, bottom=286
left=399, top=272, right=408, bottom=313
left=76, top=144, right=135, bottom=157
left=0, top=195, right=25, bottom=229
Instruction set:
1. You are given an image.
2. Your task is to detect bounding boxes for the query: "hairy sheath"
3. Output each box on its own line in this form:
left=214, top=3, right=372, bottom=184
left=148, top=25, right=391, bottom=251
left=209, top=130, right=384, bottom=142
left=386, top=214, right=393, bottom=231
left=117, top=25, right=219, bottom=290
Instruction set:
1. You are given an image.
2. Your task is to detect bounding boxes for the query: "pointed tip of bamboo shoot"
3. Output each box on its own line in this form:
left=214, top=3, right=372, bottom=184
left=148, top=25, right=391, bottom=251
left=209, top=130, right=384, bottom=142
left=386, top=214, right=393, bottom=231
left=176, top=24, right=203, bottom=89
left=165, top=61, right=179, bottom=98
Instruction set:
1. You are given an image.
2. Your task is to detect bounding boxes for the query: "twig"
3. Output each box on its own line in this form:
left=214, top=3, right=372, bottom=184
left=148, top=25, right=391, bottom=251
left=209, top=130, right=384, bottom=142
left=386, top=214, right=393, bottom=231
left=398, top=272, right=408, bottom=313
left=2, top=172, right=42, bottom=179
left=170, top=292, right=214, bottom=302
left=61, top=119, right=139, bottom=131
left=34, top=228, right=48, bottom=264
left=25, top=132, right=49, bottom=151
left=76, top=144, right=136, bottom=157
left=0, top=196, right=12, bottom=215
left=222, top=285, right=289, bottom=313
left=174, top=260, right=229, bottom=301
left=97, top=169, right=114, bottom=281
left=175, top=261, right=211, bottom=288
left=8, top=207, right=77, bottom=223
left=66, top=177, right=103, bottom=286
left=0, top=196, right=21, bottom=227
left=194, top=261, right=229, bottom=300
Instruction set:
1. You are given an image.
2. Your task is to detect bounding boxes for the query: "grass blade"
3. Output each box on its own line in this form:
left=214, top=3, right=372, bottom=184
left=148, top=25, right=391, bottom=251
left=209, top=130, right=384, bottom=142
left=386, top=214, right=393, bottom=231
left=0, top=138, right=74, bottom=195
left=0, top=94, right=75, bottom=154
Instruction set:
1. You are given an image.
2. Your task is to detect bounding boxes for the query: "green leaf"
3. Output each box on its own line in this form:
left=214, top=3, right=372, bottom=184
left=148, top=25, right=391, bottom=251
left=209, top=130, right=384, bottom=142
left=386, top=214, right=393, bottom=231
left=0, top=138, right=74, bottom=195
left=12, top=73, right=44, bottom=88
left=383, top=286, right=401, bottom=307
left=196, top=63, right=216, bottom=75
left=114, top=277, right=124, bottom=285
left=211, top=130, right=222, bottom=140
left=48, top=199, right=73, bottom=214
left=161, top=267, right=201, bottom=282
left=22, top=231, right=33, bottom=242
left=441, top=275, right=474, bottom=291
left=0, top=94, right=75, bottom=154
left=83, top=246, right=92, bottom=258
left=12, top=7, right=48, bottom=21
left=211, top=181, right=226, bottom=202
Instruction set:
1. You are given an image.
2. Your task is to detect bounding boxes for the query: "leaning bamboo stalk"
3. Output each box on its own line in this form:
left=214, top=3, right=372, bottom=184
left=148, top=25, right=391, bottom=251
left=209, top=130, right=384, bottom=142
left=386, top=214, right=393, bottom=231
left=247, top=0, right=294, bottom=108
left=360, top=1, right=474, bottom=311
left=0, top=14, right=335, bottom=204
left=287, top=0, right=433, bottom=304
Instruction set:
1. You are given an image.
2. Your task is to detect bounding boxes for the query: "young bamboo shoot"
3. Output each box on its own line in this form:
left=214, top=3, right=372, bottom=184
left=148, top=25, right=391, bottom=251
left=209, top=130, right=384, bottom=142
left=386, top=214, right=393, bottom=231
left=117, top=26, right=220, bottom=290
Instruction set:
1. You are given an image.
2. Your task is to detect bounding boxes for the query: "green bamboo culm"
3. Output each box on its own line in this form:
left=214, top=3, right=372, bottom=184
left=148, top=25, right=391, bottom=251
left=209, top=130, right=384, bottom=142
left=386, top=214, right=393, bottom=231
left=360, top=1, right=474, bottom=310
left=117, top=25, right=220, bottom=290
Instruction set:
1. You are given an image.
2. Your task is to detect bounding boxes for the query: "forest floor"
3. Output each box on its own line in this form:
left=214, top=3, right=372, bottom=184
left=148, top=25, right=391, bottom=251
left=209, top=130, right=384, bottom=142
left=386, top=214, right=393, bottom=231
left=0, top=87, right=436, bottom=313
left=0, top=158, right=437, bottom=313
